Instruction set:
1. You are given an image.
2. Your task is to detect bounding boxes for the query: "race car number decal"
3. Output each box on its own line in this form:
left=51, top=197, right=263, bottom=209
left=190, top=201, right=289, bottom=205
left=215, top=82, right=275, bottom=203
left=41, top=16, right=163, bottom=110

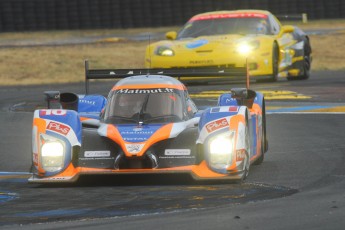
left=206, top=118, right=229, bottom=133
left=47, top=121, right=70, bottom=135
left=40, top=110, right=67, bottom=116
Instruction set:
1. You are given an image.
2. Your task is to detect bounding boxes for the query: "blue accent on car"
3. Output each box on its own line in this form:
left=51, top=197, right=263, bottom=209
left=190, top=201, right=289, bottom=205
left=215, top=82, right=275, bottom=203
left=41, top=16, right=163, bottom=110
left=199, top=107, right=239, bottom=131
left=78, top=95, right=107, bottom=113
left=39, top=110, right=82, bottom=143
left=186, top=39, right=209, bottom=49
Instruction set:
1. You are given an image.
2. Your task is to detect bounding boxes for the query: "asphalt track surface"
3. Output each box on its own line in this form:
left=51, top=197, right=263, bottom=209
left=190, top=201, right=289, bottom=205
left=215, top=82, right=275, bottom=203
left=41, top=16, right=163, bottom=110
left=0, top=71, right=345, bottom=229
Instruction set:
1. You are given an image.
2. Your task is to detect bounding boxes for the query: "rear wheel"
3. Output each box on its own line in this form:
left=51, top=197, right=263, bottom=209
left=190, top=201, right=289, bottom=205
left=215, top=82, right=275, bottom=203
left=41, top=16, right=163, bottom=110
left=288, top=39, right=311, bottom=80
left=298, top=52, right=311, bottom=80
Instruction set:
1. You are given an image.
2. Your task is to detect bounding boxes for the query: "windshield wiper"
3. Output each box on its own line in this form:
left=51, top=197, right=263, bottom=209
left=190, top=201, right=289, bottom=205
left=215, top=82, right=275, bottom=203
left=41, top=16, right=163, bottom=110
left=137, top=94, right=150, bottom=125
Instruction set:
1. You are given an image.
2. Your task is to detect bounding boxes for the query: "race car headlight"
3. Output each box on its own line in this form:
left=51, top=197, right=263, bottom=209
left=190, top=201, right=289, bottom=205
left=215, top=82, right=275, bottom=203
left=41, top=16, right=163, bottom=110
left=156, top=46, right=175, bottom=56
left=41, top=140, right=65, bottom=172
left=208, top=131, right=235, bottom=170
left=236, top=40, right=260, bottom=55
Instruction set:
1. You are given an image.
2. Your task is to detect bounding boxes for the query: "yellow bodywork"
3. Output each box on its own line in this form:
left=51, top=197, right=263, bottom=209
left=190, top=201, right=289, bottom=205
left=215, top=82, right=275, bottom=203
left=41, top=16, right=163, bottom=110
left=145, top=10, right=306, bottom=81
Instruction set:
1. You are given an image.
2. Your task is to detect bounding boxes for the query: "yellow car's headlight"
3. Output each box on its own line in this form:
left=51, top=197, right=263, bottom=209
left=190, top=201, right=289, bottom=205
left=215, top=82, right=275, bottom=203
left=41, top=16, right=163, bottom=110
left=236, top=40, right=260, bottom=55
left=155, top=46, right=175, bottom=56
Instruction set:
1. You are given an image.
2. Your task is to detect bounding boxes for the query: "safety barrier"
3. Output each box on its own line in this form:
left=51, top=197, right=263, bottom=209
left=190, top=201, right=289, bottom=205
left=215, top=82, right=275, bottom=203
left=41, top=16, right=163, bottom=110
left=0, top=0, right=344, bottom=32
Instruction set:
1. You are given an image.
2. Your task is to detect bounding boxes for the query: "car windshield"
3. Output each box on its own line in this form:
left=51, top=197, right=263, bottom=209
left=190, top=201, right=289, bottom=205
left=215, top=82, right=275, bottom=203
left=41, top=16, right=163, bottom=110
left=178, top=17, right=270, bottom=39
left=104, top=89, right=184, bottom=124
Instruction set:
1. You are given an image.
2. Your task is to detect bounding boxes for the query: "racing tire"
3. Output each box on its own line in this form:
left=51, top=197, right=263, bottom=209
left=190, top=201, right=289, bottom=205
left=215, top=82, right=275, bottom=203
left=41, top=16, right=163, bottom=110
left=242, top=117, right=251, bottom=181
left=254, top=99, right=266, bottom=165
left=288, top=40, right=311, bottom=81
left=270, top=43, right=279, bottom=82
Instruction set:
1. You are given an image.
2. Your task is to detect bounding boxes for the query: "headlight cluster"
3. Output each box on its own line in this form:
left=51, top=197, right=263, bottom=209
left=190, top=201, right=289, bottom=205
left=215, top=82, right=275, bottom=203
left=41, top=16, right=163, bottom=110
left=155, top=46, right=174, bottom=56
left=208, top=131, right=235, bottom=170
left=236, top=40, right=260, bottom=55
left=40, top=134, right=65, bottom=172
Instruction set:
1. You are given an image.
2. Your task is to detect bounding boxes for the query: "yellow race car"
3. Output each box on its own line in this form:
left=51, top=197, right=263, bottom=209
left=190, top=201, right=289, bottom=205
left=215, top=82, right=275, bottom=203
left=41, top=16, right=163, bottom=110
left=145, top=9, right=312, bottom=82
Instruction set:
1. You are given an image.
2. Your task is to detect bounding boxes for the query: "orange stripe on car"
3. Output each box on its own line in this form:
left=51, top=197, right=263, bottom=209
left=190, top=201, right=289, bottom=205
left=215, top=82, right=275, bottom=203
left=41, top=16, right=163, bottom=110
left=106, top=123, right=174, bottom=157
left=33, top=118, right=47, bottom=174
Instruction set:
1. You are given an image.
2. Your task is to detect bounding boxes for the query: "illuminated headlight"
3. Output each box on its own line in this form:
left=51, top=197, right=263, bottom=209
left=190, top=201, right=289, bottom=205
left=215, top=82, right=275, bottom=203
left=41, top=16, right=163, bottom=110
left=156, top=46, right=175, bottom=56
left=236, top=41, right=260, bottom=55
left=208, top=131, right=235, bottom=170
left=41, top=140, right=65, bottom=172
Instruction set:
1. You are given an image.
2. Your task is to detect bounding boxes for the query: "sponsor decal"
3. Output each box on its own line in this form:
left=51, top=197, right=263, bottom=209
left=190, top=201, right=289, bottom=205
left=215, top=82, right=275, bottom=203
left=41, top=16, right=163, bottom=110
left=206, top=118, right=229, bottom=133
left=79, top=99, right=96, bottom=105
left=125, top=143, right=145, bottom=154
left=84, top=151, right=111, bottom=158
left=236, top=149, right=246, bottom=162
left=121, top=131, right=154, bottom=135
left=115, top=88, right=175, bottom=94
left=40, top=110, right=66, bottom=116
left=124, top=137, right=147, bottom=141
left=164, top=149, right=191, bottom=156
left=189, top=60, right=214, bottom=65
left=47, top=121, right=70, bottom=135
left=225, top=98, right=236, bottom=103
left=133, top=127, right=143, bottom=132
left=186, top=39, right=208, bottom=49
left=191, top=13, right=267, bottom=21
left=159, top=155, right=195, bottom=159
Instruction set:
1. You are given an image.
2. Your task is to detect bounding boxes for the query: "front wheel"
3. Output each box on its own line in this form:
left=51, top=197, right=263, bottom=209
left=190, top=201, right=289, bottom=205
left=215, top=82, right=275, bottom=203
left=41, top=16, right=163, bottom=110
left=270, top=43, right=279, bottom=82
left=241, top=118, right=251, bottom=181
left=254, top=99, right=266, bottom=165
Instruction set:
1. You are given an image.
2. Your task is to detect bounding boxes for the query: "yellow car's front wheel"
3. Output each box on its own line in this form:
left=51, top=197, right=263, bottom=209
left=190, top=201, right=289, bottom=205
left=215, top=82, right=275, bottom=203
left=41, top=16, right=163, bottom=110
left=271, top=42, right=279, bottom=82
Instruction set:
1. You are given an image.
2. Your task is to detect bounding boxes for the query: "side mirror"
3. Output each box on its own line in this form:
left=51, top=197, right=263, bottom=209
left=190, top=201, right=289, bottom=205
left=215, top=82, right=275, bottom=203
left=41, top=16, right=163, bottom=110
left=44, top=91, right=60, bottom=109
left=231, top=88, right=256, bottom=109
left=165, top=31, right=177, bottom=40
left=280, top=25, right=294, bottom=36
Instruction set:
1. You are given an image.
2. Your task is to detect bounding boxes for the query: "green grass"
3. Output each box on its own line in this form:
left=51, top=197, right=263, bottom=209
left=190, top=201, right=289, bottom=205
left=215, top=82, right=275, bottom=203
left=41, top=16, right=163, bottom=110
left=0, top=20, right=344, bottom=86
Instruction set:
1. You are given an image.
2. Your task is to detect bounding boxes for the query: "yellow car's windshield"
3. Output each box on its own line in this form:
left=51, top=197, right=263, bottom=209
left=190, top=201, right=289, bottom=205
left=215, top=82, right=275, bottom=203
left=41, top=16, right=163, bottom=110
left=178, top=17, right=270, bottom=39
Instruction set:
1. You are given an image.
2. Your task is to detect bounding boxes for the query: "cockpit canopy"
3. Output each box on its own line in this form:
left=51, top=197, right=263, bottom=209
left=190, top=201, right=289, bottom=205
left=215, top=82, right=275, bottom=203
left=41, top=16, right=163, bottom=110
left=104, top=88, right=184, bottom=124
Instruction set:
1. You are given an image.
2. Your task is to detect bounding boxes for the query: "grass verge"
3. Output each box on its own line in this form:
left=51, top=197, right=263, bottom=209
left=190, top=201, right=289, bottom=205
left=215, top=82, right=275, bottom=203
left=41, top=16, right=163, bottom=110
left=0, top=20, right=344, bottom=86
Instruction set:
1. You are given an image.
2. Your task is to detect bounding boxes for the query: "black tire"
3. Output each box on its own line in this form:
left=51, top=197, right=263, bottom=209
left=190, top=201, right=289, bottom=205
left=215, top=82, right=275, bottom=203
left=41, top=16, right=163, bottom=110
left=298, top=47, right=311, bottom=80
left=270, top=43, right=279, bottom=82
left=242, top=115, right=251, bottom=181
left=254, top=99, right=266, bottom=165
left=288, top=39, right=311, bottom=80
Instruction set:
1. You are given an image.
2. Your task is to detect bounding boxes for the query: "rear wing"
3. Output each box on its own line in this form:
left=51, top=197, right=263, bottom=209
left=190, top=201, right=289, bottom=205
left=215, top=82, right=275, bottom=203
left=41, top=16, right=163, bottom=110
left=84, top=60, right=248, bottom=94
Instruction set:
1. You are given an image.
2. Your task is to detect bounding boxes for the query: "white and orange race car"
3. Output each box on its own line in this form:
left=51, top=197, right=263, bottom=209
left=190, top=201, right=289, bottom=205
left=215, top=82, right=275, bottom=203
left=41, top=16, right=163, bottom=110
left=29, top=62, right=268, bottom=183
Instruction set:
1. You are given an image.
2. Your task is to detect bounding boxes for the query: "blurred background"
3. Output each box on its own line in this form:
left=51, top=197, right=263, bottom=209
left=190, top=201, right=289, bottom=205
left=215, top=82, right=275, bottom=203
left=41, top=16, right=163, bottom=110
left=0, top=0, right=344, bottom=32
